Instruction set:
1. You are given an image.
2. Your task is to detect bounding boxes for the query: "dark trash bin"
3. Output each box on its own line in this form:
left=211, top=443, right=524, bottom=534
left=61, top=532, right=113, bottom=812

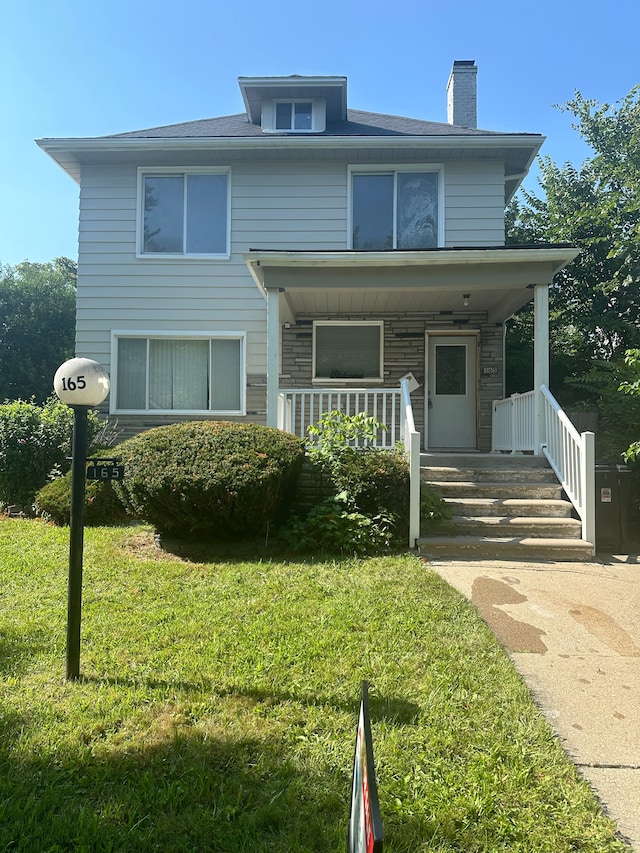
left=595, top=464, right=631, bottom=552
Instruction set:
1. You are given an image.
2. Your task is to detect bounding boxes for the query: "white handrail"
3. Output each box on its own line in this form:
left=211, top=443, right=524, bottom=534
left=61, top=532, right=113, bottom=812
left=492, top=386, right=595, bottom=549
left=492, top=391, right=536, bottom=452
left=540, top=385, right=595, bottom=547
left=400, top=377, right=421, bottom=549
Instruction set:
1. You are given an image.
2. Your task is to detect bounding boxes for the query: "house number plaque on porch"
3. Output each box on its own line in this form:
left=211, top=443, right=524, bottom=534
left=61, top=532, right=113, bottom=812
left=482, top=366, right=498, bottom=375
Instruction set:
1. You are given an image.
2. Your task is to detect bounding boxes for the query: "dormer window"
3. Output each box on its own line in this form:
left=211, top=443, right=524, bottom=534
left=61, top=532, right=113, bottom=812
left=260, top=99, right=326, bottom=133
left=275, top=101, right=313, bottom=131
left=239, top=76, right=346, bottom=132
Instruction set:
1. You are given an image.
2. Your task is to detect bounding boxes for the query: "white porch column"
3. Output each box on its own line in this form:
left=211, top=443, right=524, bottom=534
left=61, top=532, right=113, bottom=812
left=265, top=287, right=280, bottom=428
left=533, top=284, right=550, bottom=455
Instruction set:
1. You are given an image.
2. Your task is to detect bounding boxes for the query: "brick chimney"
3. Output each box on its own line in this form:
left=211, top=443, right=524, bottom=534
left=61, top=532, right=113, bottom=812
left=447, top=60, right=477, bottom=128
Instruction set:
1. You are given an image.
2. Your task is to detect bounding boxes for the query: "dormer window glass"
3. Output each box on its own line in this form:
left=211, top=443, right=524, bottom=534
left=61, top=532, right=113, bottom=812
left=275, top=101, right=313, bottom=131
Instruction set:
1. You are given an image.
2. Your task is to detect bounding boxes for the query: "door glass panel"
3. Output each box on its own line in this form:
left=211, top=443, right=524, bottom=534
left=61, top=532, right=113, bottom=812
left=435, top=345, right=466, bottom=395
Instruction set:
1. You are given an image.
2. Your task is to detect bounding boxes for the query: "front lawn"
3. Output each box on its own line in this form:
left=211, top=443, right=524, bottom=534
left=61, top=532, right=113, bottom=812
left=0, top=520, right=628, bottom=852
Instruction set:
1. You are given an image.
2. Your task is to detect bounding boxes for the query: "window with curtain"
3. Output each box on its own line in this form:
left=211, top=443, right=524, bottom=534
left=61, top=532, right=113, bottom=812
left=313, top=322, right=383, bottom=381
left=115, top=336, right=244, bottom=412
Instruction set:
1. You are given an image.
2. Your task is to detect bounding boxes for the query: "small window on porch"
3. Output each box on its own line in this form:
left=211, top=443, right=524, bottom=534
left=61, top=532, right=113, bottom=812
left=313, top=321, right=383, bottom=383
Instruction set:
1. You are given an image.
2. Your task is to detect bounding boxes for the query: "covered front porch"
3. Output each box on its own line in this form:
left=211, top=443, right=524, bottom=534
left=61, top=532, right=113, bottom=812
left=245, top=246, right=595, bottom=551
left=245, top=245, right=578, bottom=450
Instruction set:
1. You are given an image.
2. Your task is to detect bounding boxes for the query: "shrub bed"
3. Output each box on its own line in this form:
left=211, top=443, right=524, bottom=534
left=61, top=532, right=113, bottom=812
left=0, top=397, right=99, bottom=510
left=34, top=472, right=130, bottom=526
left=113, top=421, right=305, bottom=540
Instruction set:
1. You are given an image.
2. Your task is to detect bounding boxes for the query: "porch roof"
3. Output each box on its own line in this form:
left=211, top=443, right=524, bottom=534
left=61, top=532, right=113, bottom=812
left=243, top=245, right=578, bottom=324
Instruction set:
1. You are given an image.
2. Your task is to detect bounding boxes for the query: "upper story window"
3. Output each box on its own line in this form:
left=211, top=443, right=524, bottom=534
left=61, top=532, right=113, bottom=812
left=276, top=101, right=313, bottom=130
left=138, top=168, right=230, bottom=258
left=261, top=99, right=326, bottom=133
left=350, top=168, right=442, bottom=250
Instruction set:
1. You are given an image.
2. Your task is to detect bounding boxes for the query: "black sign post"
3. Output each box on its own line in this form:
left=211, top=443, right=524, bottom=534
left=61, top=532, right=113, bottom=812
left=347, top=681, right=383, bottom=853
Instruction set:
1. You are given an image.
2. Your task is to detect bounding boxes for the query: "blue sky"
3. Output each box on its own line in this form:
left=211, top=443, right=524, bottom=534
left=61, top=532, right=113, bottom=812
left=1, top=0, right=638, bottom=266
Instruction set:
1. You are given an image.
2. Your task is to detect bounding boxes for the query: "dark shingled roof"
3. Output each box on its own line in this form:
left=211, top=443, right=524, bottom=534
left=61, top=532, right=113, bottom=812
left=104, top=109, right=535, bottom=141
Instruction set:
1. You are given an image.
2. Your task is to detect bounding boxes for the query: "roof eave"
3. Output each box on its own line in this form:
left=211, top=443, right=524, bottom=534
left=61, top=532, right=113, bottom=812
left=36, top=133, right=545, bottom=184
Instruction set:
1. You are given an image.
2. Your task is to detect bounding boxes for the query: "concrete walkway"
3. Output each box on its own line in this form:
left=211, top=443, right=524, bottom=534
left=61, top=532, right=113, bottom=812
left=426, top=551, right=640, bottom=850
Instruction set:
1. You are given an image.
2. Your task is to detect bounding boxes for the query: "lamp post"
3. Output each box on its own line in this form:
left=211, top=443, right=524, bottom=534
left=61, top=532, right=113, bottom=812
left=53, top=358, right=110, bottom=681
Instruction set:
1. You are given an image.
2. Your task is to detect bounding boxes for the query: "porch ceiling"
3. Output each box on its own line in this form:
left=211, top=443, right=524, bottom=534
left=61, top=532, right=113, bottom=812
left=243, top=247, right=578, bottom=324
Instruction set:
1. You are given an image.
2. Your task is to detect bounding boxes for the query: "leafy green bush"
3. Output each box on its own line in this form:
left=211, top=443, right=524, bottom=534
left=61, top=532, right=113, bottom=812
left=34, top=470, right=130, bottom=526
left=0, top=397, right=99, bottom=510
left=306, top=410, right=409, bottom=525
left=113, top=421, right=305, bottom=540
left=281, top=492, right=396, bottom=555
left=420, top=485, right=453, bottom=531
left=282, top=411, right=409, bottom=553
left=329, top=446, right=409, bottom=526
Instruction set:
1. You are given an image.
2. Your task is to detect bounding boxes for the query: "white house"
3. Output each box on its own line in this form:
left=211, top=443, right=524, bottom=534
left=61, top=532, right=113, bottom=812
left=37, top=61, right=595, bottom=557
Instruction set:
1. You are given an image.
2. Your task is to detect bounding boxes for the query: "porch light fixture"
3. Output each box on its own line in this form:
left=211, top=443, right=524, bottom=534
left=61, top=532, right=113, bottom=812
left=463, top=294, right=470, bottom=307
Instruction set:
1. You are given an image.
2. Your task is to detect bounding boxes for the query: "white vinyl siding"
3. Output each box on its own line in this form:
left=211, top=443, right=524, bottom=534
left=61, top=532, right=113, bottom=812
left=75, top=158, right=507, bottom=401
left=444, top=161, right=505, bottom=246
left=112, top=332, right=245, bottom=415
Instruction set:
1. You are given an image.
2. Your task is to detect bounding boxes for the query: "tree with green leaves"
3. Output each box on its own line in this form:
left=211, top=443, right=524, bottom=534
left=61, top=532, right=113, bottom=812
left=506, top=86, right=640, bottom=461
left=619, top=349, right=640, bottom=463
left=0, top=258, right=77, bottom=402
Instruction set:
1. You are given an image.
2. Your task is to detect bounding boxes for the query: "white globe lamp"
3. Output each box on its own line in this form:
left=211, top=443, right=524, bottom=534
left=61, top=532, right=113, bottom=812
left=53, top=357, right=110, bottom=407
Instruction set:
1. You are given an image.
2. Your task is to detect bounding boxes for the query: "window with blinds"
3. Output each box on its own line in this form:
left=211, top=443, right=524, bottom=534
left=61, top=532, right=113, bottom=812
left=313, top=322, right=384, bottom=382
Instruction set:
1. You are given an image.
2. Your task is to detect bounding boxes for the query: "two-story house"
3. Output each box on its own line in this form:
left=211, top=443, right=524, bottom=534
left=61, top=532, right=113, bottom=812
left=38, top=61, right=596, bottom=557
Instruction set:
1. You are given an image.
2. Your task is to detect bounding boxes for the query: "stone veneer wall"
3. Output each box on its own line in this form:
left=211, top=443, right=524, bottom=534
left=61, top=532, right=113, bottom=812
left=280, top=313, right=504, bottom=452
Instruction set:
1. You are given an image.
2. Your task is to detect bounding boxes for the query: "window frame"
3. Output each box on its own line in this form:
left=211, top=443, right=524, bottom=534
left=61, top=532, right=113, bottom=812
left=110, top=330, right=246, bottom=415
left=347, top=164, right=444, bottom=250
left=312, top=320, right=384, bottom=385
left=261, top=99, right=326, bottom=133
left=136, top=167, right=231, bottom=259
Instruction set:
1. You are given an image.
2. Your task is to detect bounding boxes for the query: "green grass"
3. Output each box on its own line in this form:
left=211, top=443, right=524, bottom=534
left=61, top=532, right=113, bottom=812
left=0, top=520, right=629, bottom=852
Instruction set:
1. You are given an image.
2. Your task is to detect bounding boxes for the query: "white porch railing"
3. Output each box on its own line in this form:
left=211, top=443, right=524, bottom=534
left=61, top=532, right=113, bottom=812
left=491, top=391, right=536, bottom=453
left=540, top=385, right=595, bottom=546
left=400, top=377, right=421, bottom=549
left=492, top=387, right=595, bottom=548
left=277, top=383, right=420, bottom=548
left=277, top=388, right=402, bottom=447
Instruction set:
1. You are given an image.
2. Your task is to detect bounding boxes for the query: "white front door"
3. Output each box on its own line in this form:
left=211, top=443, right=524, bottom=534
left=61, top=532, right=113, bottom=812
left=426, top=334, right=477, bottom=449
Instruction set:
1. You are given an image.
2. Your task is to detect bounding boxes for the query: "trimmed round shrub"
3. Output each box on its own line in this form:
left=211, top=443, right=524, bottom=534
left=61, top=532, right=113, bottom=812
left=113, top=421, right=305, bottom=540
left=34, top=472, right=130, bottom=526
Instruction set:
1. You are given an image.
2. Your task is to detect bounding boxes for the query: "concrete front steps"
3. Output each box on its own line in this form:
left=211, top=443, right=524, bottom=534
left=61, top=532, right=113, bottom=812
left=417, top=453, right=593, bottom=561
